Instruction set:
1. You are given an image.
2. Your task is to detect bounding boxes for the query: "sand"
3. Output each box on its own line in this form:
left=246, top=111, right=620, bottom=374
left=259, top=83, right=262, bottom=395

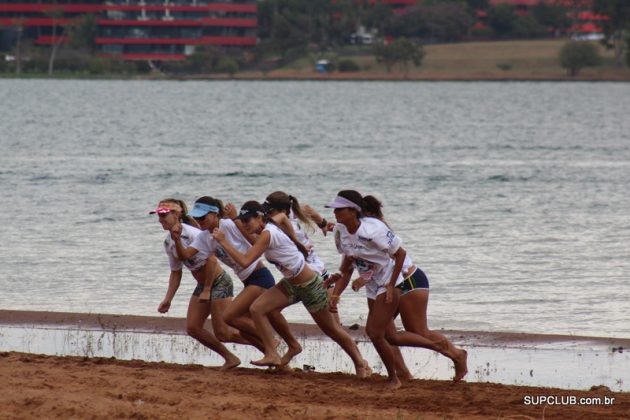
left=2, top=351, right=629, bottom=419
left=1, top=311, right=629, bottom=419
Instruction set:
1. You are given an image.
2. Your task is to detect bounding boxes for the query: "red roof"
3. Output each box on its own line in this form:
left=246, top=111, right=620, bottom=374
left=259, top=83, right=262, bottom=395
left=571, top=22, right=602, bottom=33
left=489, top=0, right=543, bottom=6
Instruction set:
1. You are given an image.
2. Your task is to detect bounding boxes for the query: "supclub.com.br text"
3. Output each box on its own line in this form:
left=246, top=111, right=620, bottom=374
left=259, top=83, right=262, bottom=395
left=524, top=395, right=615, bottom=406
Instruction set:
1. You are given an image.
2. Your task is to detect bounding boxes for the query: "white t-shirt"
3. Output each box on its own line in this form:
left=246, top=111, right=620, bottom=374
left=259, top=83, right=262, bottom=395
left=291, top=216, right=326, bottom=275
left=190, top=219, right=260, bottom=281
left=164, top=223, right=206, bottom=272
left=264, top=223, right=306, bottom=279
left=334, top=217, right=404, bottom=295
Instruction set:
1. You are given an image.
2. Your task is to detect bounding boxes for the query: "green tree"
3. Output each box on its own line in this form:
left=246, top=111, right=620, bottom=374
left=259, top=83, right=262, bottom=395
left=532, top=2, right=570, bottom=34
left=187, top=44, right=222, bottom=73
left=387, top=3, right=473, bottom=42
left=6, top=18, right=26, bottom=74
left=215, top=56, right=239, bottom=76
left=337, top=58, right=360, bottom=72
left=559, top=41, right=602, bottom=76
left=512, top=14, right=548, bottom=38
left=488, top=4, right=518, bottom=38
left=592, top=0, right=630, bottom=68
left=363, top=2, right=393, bottom=36
left=68, top=14, right=97, bottom=52
left=374, top=38, right=424, bottom=73
left=465, top=0, right=489, bottom=10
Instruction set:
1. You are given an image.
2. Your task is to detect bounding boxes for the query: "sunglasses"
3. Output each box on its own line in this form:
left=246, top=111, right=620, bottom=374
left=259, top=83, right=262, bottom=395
left=193, top=214, right=208, bottom=221
left=157, top=211, right=174, bottom=218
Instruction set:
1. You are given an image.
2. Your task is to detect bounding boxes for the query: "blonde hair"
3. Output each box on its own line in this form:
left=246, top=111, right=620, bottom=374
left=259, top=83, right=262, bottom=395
left=159, top=198, right=199, bottom=228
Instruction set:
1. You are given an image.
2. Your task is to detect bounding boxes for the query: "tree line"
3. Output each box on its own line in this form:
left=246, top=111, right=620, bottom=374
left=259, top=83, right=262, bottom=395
left=0, top=0, right=628, bottom=76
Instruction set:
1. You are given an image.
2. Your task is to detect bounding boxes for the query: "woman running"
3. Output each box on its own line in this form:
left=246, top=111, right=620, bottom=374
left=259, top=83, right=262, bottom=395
left=212, top=200, right=368, bottom=376
left=262, top=191, right=341, bottom=325
left=361, top=194, right=467, bottom=381
left=326, top=190, right=467, bottom=388
left=152, top=198, right=243, bottom=370
left=171, top=196, right=302, bottom=363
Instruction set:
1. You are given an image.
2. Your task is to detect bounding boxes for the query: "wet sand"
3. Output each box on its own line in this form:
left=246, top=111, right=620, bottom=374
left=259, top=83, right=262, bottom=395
left=1, top=310, right=629, bottom=419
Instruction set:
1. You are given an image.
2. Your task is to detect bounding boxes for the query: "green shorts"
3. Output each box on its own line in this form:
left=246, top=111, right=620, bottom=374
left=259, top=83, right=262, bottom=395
left=280, top=275, right=329, bottom=313
left=193, top=271, right=234, bottom=300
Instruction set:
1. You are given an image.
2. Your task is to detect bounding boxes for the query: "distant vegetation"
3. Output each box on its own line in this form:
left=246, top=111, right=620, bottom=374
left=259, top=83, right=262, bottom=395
left=559, top=41, right=602, bottom=76
left=0, top=0, right=629, bottom=77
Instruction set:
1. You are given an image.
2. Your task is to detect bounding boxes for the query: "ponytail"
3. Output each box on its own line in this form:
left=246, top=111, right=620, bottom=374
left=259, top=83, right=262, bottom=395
left=265, top=191, right=315, bottom=230
left=265, top=214, right=310, bottom=259
left=363, top=195, right=384, bottom=220
left=177, top=200, right=200, bottom=228
left=240, top=199, right=309, bottom=260
left=288, top=194, right=315, bottom=230
left=363, top=194, right=392, bottom=228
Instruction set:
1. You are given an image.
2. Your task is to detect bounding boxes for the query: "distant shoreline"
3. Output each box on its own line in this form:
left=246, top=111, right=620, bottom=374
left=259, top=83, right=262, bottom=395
left=4, top=39, right=630, bottom=82
left=3, top=72, right=630, bottom=81
left=3, top=74, right=630, bottom=82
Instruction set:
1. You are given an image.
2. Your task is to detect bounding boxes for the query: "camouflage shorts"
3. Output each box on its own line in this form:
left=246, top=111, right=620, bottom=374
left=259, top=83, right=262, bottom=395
left=280, top=275, right=328, bottom=313
left=193, top=271, right=234, bottom=299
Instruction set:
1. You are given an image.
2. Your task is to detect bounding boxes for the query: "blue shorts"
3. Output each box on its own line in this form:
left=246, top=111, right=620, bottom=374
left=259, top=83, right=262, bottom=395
left=243, top=267, right=276, bottom=289
left=396, top=268, right=430, bottom=296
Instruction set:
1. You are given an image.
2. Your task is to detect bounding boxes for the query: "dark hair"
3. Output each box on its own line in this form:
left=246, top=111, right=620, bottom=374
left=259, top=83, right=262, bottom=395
left=265, top=191, right=314, bottom=230
left=194, top=196, right=225, bottom=218
left=240, top=200, right=309, bottom=259
left=159, top=198, right=198, bottom=228
left=362, top=194, right=391, bottom=228
left=336, top=190, right=364, bottom=217
left=363, top=195, right=384, bottom=221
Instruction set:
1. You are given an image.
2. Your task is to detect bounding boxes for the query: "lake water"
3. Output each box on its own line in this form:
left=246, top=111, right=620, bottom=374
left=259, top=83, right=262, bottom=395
left=1, top=79, right=629, bottom=339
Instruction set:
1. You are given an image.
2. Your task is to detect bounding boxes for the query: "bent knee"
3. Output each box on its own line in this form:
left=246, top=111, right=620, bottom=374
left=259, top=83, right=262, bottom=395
left=223, top=310, right=238, bottom=326
left=384, top=330, right=399, bottom=345
left=186, top=325, right=203, bottom=338
left=214, top=329, right=231, bottom=342
left=366, top=326, right=385, bottom=342
left=249, top=301, right=267, bottom=318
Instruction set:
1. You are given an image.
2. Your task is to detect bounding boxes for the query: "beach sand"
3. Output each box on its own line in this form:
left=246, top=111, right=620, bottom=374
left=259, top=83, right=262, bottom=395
left=1, top=311, right=629, bottom=419
left=2, top=352, right=629, bottom=419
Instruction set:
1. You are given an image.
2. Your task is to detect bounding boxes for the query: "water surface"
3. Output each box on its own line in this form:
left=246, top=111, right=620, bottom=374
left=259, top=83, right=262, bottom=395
left=1, top=79, right=629, bottom=338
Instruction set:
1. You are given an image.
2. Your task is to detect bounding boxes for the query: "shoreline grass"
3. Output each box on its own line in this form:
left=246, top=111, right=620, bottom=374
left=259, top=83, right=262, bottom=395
left=2, top=39, right=629, bottom=81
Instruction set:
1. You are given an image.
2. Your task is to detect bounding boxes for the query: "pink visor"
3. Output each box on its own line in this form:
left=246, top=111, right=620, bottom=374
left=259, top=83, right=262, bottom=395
left=149, top=207, right=174, bottom=215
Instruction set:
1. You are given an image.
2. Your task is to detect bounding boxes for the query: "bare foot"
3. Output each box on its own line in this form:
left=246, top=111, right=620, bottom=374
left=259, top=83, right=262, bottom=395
left=397, top=370, right=414, bottom=381
left=279, top=343, right=302, bottom=367
left=198, top=289, right=211, bottom=303
left=453, top=349, right=468, bottom=382
left=384, top=378, right=402, bottom=390
left=220, top=355, right=241, bottom=371
left=251, top=354, right=282, bottom=367
left=273, top=338, right=281, bottom=349
left=356, top=359, right=372, bottom=378
left=267, top=364, right=293, bottom=373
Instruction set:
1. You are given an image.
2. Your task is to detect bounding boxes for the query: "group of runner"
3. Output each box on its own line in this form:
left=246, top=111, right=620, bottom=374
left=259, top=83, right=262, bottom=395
left=151, top=190, right=467, bottom=389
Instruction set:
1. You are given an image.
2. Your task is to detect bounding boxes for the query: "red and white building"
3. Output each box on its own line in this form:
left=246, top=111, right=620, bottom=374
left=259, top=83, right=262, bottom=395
left=0, top=1, right=257, bottom=61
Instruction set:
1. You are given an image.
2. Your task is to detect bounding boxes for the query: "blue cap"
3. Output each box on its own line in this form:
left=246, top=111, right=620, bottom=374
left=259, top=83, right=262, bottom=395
left=188, top=202, right=219, bottom=218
